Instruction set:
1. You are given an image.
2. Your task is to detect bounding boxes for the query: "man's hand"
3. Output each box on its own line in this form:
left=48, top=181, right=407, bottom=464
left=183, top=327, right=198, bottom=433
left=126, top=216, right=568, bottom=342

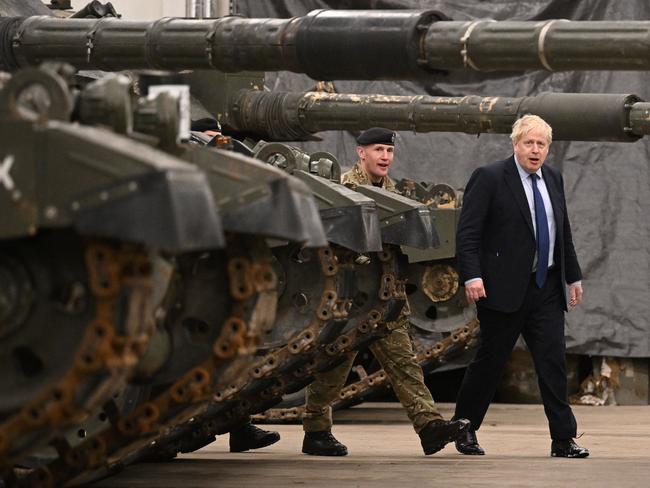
left=568, top=282, right=583, bottom=309
left=465, top=279, right=487, bottom=304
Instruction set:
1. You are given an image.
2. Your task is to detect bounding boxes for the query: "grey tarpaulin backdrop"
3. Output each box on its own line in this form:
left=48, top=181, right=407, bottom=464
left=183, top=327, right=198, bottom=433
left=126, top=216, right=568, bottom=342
left=236, top=0, right=650, bottom=357
left=0, top=0, right=50, bottom=16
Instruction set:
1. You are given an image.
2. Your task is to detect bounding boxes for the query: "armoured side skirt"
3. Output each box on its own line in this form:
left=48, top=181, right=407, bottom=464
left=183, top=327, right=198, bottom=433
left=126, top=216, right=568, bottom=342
left=319, top=205, right=382, bottom=253
left=220, top=178, right=327, bottom=247
left=72, top=170, right=225, bottom=252
left=380, top=207, right=439, bottom=249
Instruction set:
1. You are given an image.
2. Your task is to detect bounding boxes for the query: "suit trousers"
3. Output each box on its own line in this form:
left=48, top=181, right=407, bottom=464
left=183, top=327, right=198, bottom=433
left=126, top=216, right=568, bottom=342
left=454, top=268, right=577, bottom=440
left=303, top=321, right=443, bottom=433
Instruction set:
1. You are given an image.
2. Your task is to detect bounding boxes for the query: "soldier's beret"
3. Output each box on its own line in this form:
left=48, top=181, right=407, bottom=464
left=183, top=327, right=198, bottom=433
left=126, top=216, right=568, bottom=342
left=356, top=127, right=396, bottom=146
left=191, top=117, right=221, bottom=132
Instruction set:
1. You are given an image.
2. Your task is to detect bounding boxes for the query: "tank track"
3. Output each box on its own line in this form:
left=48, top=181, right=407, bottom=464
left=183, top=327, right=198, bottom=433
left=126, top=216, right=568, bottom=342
left=253, top=317, right=480, bottom=423
left=0, top=233, right=157, bottom=485
left=10, top=236, right=276, bottom=487
left=10, top=245, right=406, bottom=486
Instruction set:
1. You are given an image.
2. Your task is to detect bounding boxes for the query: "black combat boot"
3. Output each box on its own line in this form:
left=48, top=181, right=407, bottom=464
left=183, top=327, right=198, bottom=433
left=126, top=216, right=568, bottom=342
left=229, top=422, right=280, bottom=452
left=302, top=430, right=348, bottom=456
left=419, top=418, right=471, bottom=455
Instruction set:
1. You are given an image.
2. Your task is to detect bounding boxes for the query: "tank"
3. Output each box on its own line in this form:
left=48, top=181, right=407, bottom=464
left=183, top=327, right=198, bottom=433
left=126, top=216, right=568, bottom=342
left=0, top=61, right=342, bottom=487
left=0, top=62, right=228, bottom=482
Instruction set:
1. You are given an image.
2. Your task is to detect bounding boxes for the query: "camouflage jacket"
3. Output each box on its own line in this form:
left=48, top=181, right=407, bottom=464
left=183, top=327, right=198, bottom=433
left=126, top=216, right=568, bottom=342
left=341, top=162, right=397, bottom=193
left=342, top=162, right=409, bottom=328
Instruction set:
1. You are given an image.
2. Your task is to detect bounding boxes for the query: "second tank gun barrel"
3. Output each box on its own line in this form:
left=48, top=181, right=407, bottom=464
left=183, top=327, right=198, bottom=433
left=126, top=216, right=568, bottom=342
left=4, top=12, right=650, bottom=75
left=227, top=90, right=650, bottom=143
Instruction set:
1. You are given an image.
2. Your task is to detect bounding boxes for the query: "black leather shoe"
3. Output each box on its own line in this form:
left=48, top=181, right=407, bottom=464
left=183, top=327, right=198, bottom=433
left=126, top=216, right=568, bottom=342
left=229, top=423, right=280, bottom=452
left=551, top=439, right=589, bottom=458
left=302, top=430, right=348, bottom=456
left=455, top=428, right=485, bottom=455
left=419, top=418, right=471, bottom=455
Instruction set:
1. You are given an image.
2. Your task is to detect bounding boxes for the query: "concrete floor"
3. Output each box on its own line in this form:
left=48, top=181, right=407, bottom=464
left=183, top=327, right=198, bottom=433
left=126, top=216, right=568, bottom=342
left=95, top=403, right=650, bottom=488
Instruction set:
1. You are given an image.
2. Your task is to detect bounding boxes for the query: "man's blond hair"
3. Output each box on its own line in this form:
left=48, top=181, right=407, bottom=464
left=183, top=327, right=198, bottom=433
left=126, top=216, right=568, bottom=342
left=510, top=115, right=552, bottom=145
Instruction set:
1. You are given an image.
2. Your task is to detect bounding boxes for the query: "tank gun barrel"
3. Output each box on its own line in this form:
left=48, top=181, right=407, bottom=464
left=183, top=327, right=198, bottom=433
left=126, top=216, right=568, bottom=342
left=424, top=19, right=650, bottom=72
left=228, top=91, right=650, bottom=142
left=4, top=12, right=650, bottom=75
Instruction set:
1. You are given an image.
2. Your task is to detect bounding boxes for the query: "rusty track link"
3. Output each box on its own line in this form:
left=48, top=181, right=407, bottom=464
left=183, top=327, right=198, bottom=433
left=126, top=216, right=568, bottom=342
left=134, top=246, right=406, bottom=459
left=14, top=245, right=405, bottom=486
left=15, top=238, right=276, bottom=487
left=0, top=239, right=155, bottom=484
left=254, top=317, right=480, bottom=422
left=127, top=246, right=356, bottom=460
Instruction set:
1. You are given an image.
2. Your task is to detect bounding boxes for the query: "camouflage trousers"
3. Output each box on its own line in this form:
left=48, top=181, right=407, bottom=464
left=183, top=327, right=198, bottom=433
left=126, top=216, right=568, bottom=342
left=303, top=321, right=443, bottom=433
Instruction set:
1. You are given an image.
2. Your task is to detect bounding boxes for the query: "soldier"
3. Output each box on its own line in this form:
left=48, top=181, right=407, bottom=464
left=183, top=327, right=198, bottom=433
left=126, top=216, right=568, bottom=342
left=190, top=117, right=282, bottom=454
left=228, top=421, right=280, bottom=453
left=301, top=127, right=470, bottom=457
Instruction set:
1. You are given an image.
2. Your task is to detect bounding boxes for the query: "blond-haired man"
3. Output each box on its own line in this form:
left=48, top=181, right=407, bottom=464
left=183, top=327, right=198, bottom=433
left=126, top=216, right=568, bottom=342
left=454, top=115, right=588, bottom=458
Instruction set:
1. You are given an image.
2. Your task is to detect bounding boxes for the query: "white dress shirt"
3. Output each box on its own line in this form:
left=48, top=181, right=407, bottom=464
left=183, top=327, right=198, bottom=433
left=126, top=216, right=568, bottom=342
left=514, top=156, right=556, bottom=271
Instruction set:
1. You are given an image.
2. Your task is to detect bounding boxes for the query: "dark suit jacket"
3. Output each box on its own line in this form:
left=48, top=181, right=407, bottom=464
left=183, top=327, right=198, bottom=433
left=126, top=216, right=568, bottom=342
left=457, top=156, right=582, bottom=313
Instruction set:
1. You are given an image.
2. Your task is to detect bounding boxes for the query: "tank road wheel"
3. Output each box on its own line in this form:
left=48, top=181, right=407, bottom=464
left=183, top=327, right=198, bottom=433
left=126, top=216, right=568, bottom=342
left=327, top=245, right=408, bottom=354
left=264, top=245, right=351, bottom=348
left=0, top=230, right=155, bottom=479
left=254, top=245, right=409, bottom=422
left=405, top=259, right=471, bottom=335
